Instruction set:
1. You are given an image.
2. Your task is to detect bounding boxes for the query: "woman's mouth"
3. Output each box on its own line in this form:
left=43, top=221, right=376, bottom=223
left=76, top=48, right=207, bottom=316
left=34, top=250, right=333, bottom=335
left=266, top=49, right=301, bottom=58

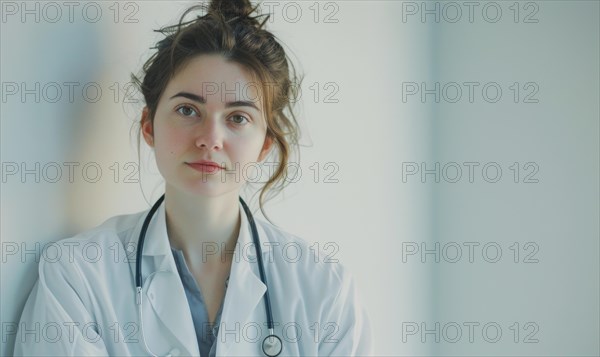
left=186, top=160, right=224, bottom=173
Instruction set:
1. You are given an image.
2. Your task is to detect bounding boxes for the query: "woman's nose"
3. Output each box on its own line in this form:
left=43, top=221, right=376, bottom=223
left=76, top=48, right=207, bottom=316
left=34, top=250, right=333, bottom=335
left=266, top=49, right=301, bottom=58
left=195, top=118, right=223, bottom=150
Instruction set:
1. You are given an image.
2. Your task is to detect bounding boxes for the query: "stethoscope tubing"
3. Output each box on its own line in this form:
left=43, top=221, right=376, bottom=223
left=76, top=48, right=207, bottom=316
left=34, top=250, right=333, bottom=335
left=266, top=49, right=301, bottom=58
left=238, top=196, right=275, bottom=330
left=135, top=194, right=165, bottom=289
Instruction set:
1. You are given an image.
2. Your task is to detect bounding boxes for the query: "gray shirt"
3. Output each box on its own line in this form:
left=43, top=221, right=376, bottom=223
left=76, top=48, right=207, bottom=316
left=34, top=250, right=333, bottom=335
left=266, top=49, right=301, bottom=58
left=171, top=247, right=229, bottom=357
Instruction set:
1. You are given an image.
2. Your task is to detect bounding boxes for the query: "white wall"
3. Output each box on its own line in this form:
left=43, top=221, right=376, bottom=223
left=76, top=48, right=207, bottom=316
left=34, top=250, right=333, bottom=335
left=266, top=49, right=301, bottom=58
left=427, top=1, right=599, bottom=355
left=1, top=1, right=598, bottom=356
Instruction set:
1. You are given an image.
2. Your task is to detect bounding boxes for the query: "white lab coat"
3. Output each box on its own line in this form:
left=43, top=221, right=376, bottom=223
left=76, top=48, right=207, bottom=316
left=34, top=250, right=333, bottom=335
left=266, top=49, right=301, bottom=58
left=14, top=201, right=372, bottom=356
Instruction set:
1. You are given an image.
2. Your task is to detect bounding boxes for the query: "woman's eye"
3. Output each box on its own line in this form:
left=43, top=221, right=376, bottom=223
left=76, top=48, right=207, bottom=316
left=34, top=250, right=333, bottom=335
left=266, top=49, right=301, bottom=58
left=176, top=105, right=198, bottom=117
left=230, top=115, right=250, bottom=125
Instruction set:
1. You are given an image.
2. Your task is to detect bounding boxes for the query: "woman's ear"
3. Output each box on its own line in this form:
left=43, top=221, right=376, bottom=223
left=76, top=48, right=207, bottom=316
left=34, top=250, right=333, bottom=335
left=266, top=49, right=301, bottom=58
left=258, top=135, right=274, bottom=162
left=141, top=107, right=154, bottom=148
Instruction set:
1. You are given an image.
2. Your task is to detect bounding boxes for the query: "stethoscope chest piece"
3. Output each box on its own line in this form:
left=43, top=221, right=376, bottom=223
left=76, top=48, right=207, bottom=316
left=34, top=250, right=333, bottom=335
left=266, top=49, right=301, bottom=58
left=262, top=334, right=282, bottom=357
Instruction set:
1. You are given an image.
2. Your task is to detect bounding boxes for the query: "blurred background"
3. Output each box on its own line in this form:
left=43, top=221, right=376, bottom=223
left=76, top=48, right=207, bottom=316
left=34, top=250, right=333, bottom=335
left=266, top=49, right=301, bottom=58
left=1, top=1, right=598, bottom=355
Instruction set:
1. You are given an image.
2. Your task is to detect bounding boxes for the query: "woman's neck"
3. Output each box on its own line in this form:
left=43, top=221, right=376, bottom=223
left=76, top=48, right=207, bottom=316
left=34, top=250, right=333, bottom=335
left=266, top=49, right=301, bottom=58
left=164, top=185, right=241, bottom=267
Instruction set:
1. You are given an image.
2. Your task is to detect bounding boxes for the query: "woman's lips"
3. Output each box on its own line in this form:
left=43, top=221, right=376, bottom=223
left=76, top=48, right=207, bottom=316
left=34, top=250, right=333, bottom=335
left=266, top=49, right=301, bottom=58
left=187, top=161, right=224, bottom=173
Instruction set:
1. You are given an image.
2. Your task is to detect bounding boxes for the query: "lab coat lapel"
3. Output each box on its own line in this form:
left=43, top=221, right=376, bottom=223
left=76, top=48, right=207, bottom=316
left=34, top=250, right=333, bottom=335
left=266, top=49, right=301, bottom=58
left=217, top=202, right=272, bottom=356
left=128, top=203, right=200, bottom=356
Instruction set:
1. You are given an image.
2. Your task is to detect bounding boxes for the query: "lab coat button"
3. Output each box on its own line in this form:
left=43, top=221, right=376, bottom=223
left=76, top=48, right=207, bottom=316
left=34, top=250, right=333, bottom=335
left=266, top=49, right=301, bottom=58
left=169, top=348, right=180, bottom=356
left=149, top=292, right=155, bottom=300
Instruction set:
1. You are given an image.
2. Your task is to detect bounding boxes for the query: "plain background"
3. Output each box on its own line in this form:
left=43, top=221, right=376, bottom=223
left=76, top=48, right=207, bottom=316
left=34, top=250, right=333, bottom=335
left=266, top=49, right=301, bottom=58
left=1, top=1, right=598, bottom=355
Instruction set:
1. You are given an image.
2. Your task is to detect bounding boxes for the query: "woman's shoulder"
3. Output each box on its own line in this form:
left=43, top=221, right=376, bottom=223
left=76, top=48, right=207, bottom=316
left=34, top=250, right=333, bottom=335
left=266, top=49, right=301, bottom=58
left=253, top=217, right=354, bottom=288
left=34, top=210, right=147, bottom=278
left=52, top=209, right=145, bottom=248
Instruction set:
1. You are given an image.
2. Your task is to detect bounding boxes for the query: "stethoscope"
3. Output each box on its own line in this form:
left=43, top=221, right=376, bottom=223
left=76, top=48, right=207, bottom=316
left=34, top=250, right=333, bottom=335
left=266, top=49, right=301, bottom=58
left=135, top=194, right=283, bottom=357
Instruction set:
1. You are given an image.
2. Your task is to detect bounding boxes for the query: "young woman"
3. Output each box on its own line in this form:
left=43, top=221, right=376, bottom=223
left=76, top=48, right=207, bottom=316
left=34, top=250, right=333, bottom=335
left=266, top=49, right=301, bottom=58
left=14, top=1, right=372, bottom=356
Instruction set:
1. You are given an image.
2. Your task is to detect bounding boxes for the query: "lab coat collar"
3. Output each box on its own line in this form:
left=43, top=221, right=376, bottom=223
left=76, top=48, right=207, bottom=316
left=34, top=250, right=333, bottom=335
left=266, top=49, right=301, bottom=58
left=127, top=198, right=271, bottom=356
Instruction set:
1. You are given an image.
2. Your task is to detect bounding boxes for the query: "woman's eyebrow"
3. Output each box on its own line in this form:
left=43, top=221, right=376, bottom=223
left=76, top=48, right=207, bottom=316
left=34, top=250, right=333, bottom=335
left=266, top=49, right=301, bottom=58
left=169, top=91, right=260, bottom=111
left=170, top=91, right=205, bottom=104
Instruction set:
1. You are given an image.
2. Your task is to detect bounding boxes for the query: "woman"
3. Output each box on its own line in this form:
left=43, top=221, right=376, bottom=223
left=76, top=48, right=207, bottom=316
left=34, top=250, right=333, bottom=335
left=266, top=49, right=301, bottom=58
left=14, top=0, right=372, bottom=356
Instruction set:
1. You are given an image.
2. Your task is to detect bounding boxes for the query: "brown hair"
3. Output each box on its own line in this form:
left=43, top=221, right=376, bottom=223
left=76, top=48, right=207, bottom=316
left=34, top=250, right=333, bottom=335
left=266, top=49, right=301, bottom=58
left=131, top=0, right=302, bottom=222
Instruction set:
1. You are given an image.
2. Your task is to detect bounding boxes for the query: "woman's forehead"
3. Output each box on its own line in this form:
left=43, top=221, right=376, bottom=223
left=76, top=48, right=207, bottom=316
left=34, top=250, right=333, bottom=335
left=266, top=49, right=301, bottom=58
left=166, top=55, right=264, bottom=104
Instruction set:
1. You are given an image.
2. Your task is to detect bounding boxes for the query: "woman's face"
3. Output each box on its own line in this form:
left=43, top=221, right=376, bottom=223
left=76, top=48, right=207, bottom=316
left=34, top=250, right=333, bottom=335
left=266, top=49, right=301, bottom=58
left=142, top=54, right=272, bottom=197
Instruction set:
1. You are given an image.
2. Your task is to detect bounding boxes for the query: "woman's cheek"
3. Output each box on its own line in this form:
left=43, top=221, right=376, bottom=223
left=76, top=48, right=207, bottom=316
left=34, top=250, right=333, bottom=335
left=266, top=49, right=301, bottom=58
left=230, top=140, right=252, bottom=162
left=160, top=127, right=188, bottom=157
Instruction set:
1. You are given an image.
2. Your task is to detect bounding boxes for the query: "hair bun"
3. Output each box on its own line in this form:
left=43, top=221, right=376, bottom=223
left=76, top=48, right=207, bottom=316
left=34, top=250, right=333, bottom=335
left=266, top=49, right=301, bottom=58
left=208, top=0, right=258, bottom=23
